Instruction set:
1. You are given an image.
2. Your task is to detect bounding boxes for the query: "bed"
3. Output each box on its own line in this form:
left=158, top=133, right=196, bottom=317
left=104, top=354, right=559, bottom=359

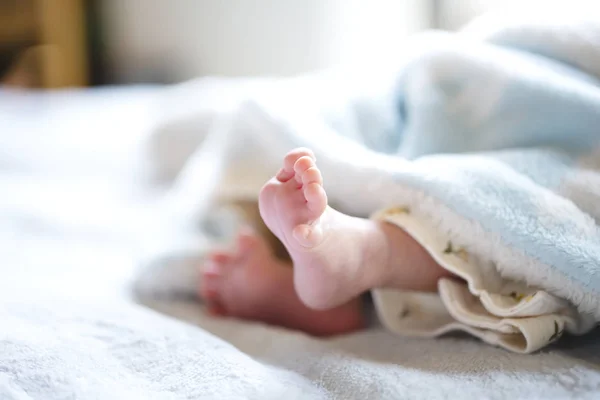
left=1, top=86, right=599, bottom=400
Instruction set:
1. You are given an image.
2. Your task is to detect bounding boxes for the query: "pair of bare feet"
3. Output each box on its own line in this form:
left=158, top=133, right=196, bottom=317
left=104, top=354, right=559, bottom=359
left=200, top=148, right=449, bottom=336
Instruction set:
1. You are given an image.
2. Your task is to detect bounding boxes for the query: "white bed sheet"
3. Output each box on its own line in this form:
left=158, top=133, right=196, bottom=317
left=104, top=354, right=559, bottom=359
left=1, top=87, right=599, bottom=400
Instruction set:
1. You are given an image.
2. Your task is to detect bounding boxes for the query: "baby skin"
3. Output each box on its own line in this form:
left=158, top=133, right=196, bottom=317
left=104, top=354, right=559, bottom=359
left=200, top=148, right=452, bottom=336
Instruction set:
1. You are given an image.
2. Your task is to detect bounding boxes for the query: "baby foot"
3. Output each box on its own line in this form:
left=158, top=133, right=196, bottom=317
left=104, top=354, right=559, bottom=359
left=199, top=229, right=366, bottom=336
left=259, top=148, right=385, bottom=310
left=200, top=230, right=285, bottom=319
left=259, top=148, right=328, bottom=249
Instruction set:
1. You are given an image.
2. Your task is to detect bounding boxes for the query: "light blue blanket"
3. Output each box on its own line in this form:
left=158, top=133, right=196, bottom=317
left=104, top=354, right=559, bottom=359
left=375, top=28, right=600, bottom=318
left=154, top=6, right=600, bottom=351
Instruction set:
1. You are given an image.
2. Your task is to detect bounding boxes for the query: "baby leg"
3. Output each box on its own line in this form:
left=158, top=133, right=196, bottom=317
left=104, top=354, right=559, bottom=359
left=258, top=148, right=452, bottom=310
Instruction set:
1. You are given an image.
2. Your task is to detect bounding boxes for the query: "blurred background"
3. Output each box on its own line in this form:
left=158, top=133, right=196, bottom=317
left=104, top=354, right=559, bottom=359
left=0, top=0, right=517, bottom=89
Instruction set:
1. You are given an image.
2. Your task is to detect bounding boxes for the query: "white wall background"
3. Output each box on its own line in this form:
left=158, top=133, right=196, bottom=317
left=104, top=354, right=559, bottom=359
left=434, top=0, right=492, bottom=30
left=100, top=1, right=584, bottom=82
left=101, top=0, right=432, bottom=83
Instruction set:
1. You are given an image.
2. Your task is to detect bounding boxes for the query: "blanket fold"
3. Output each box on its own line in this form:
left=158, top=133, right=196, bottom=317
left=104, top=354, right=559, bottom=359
left=372, top=206, right=596, bottom=353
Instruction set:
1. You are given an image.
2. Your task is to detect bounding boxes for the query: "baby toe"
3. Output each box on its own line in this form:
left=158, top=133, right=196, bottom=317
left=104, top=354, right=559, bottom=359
left=236, top=230, right=262, bottom=256
left=293, top=156, right=315, bottom=175
left=276, top=167, right=295, bottom=182
left=208, top=251, right=232, bottom=267
left=304, top=182, right=327, bottom=214
left=293, top=156, right=315, bottom=184
left=284, top=148, right=315, bottom=172
left=301, top=166, right=322, bottom=186
left=206, top=299, right=227, bottom=316
left=200, top=268, right=220, bottom=300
